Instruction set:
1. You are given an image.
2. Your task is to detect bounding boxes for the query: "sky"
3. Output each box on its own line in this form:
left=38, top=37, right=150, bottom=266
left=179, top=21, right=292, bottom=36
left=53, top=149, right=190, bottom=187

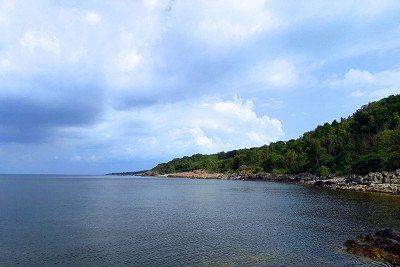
left=0, top=0, right=399, bottom=174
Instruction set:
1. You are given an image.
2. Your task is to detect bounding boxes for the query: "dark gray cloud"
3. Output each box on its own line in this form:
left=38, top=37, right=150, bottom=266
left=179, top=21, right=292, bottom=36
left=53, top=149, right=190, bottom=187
left=0, top=82, right=104, bottom=143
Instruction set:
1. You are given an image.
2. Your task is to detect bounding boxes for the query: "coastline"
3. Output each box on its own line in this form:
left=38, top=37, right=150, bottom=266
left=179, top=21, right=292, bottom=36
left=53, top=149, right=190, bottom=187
left=136, top=169, right=400, bottom=195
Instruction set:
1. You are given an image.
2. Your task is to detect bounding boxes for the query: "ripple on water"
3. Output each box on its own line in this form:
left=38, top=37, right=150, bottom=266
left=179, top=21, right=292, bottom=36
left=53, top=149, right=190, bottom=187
left=0, top=175, right=399, bottom=266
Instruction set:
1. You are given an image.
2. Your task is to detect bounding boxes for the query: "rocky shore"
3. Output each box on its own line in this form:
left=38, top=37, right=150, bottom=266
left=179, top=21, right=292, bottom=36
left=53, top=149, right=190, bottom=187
left=345, top=228, right=400, bottom=265
left=141, top=169, right=400, bottom=194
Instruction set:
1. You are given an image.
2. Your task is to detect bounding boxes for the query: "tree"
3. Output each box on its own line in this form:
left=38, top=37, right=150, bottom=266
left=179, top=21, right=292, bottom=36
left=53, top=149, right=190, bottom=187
left=153, top=94, right=400, bottom=176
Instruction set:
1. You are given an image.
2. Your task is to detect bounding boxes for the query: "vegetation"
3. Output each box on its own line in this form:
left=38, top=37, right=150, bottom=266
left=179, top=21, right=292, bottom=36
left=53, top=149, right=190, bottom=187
left=153, top=95, right=400, bottom=176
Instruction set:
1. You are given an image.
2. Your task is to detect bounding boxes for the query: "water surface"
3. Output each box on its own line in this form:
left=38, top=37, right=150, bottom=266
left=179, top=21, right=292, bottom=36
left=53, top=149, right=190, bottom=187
left=1, top=174, right=399, bottom=266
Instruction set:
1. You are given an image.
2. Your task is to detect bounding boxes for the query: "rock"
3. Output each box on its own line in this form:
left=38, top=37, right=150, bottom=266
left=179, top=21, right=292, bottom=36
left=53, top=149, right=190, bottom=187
left=314, top=180, right=324, bottom=186
left=344, top=228, right=400, bottom=265
left=345, top=174, right=363, bottom=184
left=145, top=169, right=400, bottom=194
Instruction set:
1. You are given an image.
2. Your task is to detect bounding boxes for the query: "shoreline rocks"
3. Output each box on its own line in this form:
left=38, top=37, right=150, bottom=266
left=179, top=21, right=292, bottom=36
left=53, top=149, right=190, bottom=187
left=344, top=228, right=400, bottom=265
left=141, top=169, right=400, bottom=195
left=308, top=170, right=400, bottom=194
left=108, top=169, right=400, bottom=195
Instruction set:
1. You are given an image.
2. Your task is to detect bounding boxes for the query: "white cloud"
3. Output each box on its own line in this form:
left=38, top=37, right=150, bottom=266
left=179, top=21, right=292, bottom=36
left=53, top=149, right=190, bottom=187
left=249, top=59, right=300, bottom=88
left=85, top=11, right=101, bottom=25
left=64, top=96, right=284, bottom=160
left=353, top=0, right=398, bottom=18
left=0, top=0, right=14, bottom=25
left=20, top=31, right=60, bottom=55
left=328, top=68, right=400, bottom=88
left=327, top=68, right=400, bottom=99
left=171, top=0, right=283, bottom=48
left=271, top=0, right=399, bottom=22
left=342, top=69, right=376, bottom=85
left=0, top=1, right=165, bottom=85
left=369, top=88, right=400, bottom=99
left=0, top=56, right=11, bottom=70
left=143, top=0, right=161, bottom=10
left=350, top=90, right=365, bottom=98
left=116, top=50, right=142, bottom=72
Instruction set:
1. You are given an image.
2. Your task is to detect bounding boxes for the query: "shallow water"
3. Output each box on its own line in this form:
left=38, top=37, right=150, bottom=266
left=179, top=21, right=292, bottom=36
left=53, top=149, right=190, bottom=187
left=0, top=175, right=399, bottom=266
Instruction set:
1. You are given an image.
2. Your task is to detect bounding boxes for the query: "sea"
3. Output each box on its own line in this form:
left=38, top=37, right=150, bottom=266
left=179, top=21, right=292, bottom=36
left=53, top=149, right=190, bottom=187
left=1, top=174, right=399, bottom=266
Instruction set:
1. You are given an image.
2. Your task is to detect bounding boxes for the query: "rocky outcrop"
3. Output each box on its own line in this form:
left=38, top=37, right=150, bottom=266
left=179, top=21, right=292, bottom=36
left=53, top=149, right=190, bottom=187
left=106, top=170, right=150, bottom=176
left=110, top=168, right=400, bottom=194
left=345, top=169, right=400, bottom=185
left=311, top=170, right=400, bottom=194
left=154, top=169, right=400, bottom=194
left=107, top=170, right=161, bottom=176
left=344, top=228, right=400, bottom=265
left=163, top=171, right=319, bottom=182
left=164, top=170, right=240, bottom=180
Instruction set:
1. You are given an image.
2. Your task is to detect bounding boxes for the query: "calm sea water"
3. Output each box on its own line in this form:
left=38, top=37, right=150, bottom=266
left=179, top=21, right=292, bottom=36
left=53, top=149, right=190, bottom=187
left=1, top=175, right=399, bottom=266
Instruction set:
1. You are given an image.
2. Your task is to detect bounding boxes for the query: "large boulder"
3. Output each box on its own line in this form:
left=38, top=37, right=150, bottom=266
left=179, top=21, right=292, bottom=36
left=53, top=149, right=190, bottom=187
left=344, top=228, right=400, bottom=265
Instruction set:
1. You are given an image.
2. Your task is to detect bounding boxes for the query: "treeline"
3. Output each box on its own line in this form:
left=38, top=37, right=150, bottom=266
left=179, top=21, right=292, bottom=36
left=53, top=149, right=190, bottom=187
left=153, top=95, right=400, bottom=176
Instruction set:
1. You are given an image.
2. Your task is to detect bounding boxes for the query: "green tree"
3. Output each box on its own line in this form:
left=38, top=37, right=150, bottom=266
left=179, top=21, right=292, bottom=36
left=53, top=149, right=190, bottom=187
left=152, top=94, right=400, bottom=176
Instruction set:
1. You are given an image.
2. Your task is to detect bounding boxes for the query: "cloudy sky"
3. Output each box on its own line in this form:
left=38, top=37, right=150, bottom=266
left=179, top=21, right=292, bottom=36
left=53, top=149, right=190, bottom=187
left=0, top=0, right=399, bottom=174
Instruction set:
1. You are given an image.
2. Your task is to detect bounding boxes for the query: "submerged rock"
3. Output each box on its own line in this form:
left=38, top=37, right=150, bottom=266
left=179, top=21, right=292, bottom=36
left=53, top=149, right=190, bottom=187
left=344, top=228, right=400, bottom=265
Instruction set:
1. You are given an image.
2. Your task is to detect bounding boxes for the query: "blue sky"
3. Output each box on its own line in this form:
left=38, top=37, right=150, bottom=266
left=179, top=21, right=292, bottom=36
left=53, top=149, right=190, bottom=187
left=0, top=0, right=399, bottom=174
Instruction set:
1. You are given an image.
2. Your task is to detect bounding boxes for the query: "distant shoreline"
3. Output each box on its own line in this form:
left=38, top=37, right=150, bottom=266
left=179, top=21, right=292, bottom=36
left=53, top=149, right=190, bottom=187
left=109, top=169, right=400, bottom=195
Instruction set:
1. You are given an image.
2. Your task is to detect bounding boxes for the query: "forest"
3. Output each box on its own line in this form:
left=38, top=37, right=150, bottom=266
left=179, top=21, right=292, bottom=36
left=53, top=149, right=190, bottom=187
left=153, top=95, right=400, bottom=176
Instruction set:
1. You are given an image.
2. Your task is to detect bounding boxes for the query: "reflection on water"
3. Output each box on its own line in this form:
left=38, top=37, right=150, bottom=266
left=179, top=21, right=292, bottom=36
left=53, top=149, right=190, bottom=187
left=0, top=175, right=399, bottom=266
